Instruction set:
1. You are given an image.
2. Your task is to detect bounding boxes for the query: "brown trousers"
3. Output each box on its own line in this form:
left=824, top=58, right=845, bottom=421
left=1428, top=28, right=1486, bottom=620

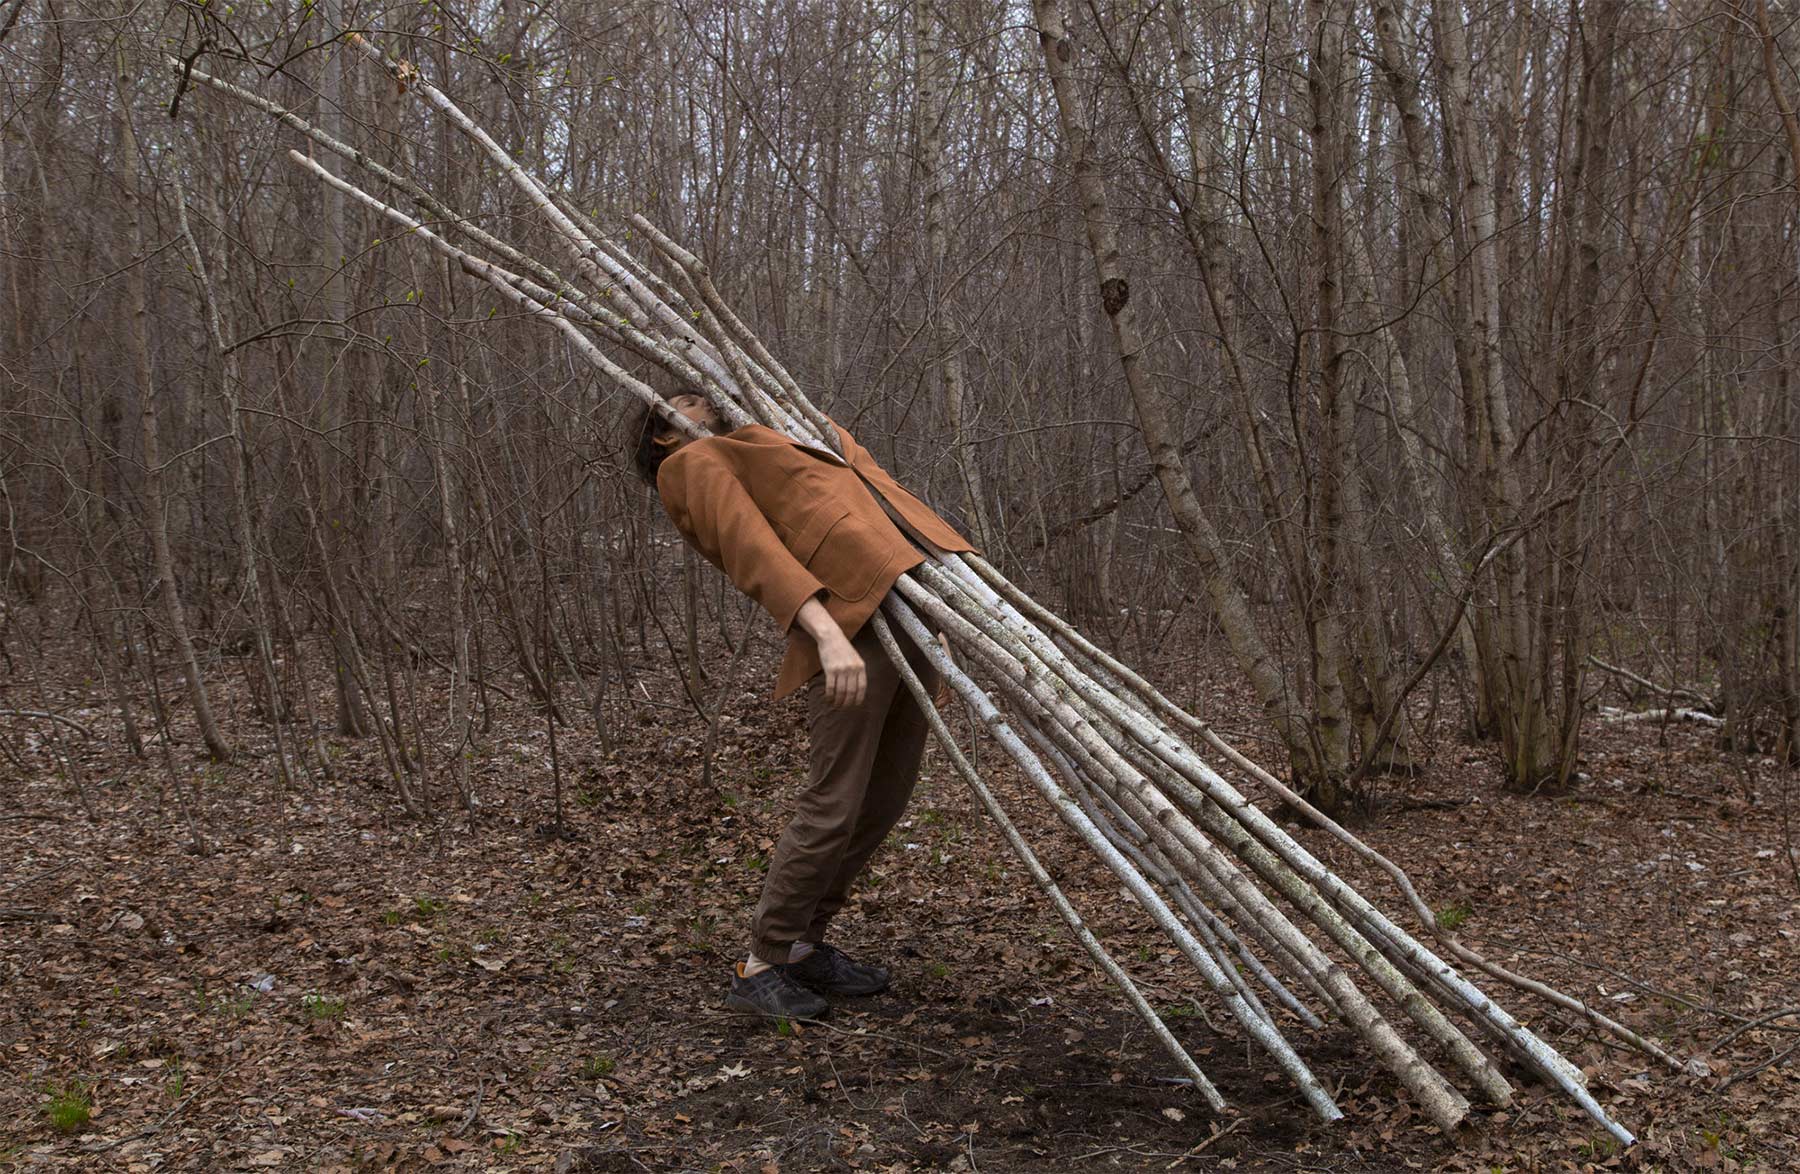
left=750, top=621, right=938, bottom=964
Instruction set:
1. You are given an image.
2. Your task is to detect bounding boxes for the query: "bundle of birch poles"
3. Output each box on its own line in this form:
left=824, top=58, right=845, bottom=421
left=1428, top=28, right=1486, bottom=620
left=173, top=33, right=1671, bottom=1145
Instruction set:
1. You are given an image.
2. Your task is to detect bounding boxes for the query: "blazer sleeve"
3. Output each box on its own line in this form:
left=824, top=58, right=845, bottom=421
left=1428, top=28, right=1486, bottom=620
left=659, top=447, right=828, bottom=635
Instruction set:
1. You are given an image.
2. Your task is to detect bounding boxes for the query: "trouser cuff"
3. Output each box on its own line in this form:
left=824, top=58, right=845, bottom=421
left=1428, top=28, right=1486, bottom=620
left=751, top=936, right=796, bottom=966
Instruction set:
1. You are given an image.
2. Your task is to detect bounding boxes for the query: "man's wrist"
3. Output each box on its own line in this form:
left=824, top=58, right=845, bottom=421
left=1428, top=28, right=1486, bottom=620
left=794, top=595, right=843, bottom=647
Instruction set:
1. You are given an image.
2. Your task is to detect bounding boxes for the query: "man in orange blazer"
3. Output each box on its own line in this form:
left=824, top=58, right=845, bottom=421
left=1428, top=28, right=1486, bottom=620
left=630, top=391, right=975, bottom=1020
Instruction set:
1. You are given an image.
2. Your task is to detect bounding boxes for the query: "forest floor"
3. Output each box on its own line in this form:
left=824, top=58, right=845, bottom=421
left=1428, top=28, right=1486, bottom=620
left=2, top=617, right=1799, bottom=1172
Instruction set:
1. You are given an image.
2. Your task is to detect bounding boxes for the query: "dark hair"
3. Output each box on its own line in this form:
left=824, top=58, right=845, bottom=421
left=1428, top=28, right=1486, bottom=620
left=627, top=398, right=679, bottom=488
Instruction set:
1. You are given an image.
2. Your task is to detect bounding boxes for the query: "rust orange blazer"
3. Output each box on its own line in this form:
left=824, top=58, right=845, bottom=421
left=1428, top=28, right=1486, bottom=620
left=657, top=421, right=975, bottom=700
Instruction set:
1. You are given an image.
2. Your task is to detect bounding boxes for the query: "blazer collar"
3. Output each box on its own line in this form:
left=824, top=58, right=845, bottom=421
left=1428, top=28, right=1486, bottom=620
left=731, top=423, right=849, bottom=467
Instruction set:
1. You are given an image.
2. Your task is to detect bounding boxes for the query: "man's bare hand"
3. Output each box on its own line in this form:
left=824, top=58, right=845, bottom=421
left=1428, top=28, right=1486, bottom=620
left=818, top=632, right=867, bottom=709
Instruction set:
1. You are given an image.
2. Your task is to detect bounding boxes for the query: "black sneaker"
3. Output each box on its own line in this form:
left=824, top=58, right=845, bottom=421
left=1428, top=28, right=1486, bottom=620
left=782, top=943, right=891, bottom=997
left=725, top=963, right=829, bottom=1020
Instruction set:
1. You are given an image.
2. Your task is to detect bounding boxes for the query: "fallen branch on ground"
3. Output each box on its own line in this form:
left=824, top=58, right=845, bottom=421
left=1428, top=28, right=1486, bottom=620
left=0, top=710, right=96, bottom=738
left=1599, top=706, right=1725, bottom=728
left=1586, top=656, right=1714, bottom=708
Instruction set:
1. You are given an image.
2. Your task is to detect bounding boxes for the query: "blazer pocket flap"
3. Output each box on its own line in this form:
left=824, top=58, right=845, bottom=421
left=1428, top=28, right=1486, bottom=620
left=804, top=511, right=887, bottom=602
left=789, top=504, right=849, bottom=565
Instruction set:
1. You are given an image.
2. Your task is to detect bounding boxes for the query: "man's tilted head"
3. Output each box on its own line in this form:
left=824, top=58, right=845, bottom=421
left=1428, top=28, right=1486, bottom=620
left=627, top=390, right=720, bottom=487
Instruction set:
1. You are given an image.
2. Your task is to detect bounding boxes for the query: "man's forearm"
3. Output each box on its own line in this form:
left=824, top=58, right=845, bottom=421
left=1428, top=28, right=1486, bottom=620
left=796, top=595, right=867, bottom=708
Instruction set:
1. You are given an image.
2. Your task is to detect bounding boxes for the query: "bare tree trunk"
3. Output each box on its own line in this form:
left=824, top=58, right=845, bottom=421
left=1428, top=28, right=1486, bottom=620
left=1373, top=0, right=1497, bottom=737
left=1430, top=0, right=1557, bottom=786
left=916, top=0, right=995, bottom=552
left=174, top=175, right=292, bottom=798
left=1748, top=1, right=1800, bottom=763
left=1301, top=0, right=1357, bottom=803
left=319, top=0, right=372, bottom=738
left=432, top=352, right=476, bottom=812
left=114, top=47, right=231, bottom=764
left=1753, top=0, right=1800, bottom=200
left=1141, top=0, right=1311, bottom=617
left=1540, top=0, right=1622, bottom=787
left=1033, top=0, right=1324, bottom=790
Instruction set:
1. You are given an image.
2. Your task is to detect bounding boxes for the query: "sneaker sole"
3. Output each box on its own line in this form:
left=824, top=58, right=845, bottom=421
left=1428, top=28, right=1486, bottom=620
left=791, top=975, right=890, bottom=998
left=724, top=992, right=830, bottom=1020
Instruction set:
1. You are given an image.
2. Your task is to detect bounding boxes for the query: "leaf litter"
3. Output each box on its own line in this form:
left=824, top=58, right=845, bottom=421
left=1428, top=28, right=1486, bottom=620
left=1, top=627, right=1797, bottom=1170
